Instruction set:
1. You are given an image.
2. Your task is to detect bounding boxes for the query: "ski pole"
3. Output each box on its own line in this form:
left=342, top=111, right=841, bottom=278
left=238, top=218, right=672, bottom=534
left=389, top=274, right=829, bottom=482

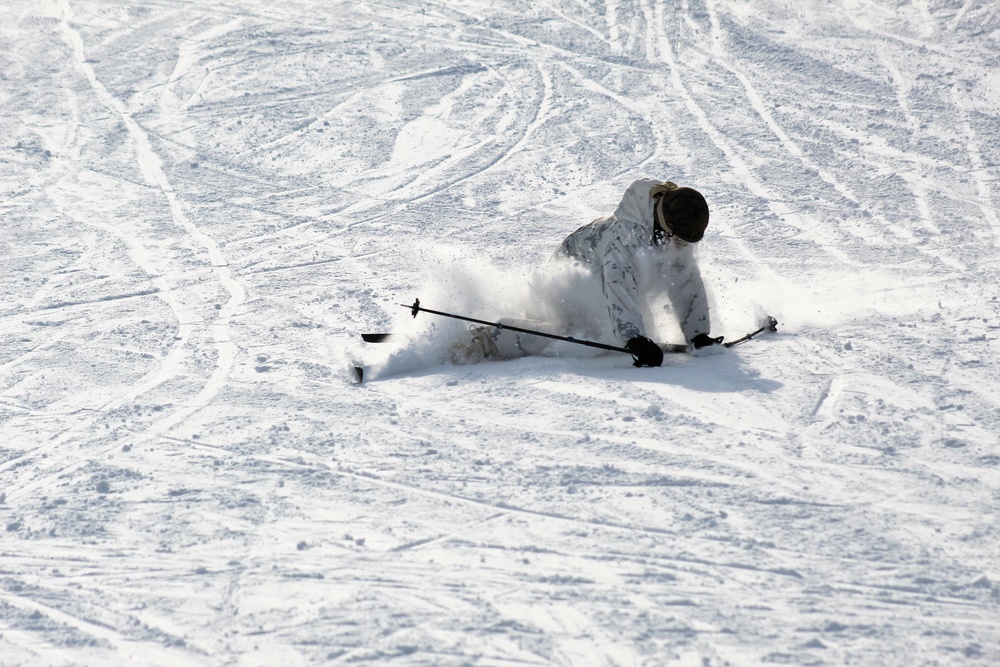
left=723, top=316, right=779, bottom=347
left=402, top=298, right=643, bottom=354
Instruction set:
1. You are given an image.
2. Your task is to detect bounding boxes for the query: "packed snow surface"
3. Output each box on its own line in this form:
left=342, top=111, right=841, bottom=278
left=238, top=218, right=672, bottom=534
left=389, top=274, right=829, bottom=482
left=2, top=0, right=999, bottom=665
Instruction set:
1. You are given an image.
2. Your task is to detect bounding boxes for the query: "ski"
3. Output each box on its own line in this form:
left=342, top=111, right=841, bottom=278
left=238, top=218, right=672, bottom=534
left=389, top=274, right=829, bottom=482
left=348, top=362, right=366, bottom=383
left=361, top=328, right=774, bottom=351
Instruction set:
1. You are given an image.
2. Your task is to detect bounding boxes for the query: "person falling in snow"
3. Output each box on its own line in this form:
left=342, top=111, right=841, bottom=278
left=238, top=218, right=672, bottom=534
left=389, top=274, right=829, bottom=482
left=452, top=179, right=724, bottom=367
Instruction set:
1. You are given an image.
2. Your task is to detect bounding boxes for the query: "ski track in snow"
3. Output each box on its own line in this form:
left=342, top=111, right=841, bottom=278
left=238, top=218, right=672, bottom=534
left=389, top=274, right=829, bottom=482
left=1, top=0, right=999, bottom=665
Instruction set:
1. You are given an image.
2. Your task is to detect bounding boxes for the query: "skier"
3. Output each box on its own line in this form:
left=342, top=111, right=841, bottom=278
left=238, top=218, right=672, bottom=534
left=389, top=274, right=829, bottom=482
left=452, top=179, right=723, bottom=367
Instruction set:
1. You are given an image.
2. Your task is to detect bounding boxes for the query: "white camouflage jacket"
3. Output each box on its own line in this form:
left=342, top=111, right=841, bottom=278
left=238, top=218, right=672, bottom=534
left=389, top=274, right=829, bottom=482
left=556, top=179, right=711, bottom=346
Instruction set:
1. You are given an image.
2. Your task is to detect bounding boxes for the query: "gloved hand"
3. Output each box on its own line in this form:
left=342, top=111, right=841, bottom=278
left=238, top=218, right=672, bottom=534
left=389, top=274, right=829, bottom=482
left=626, top=336, right=664, bottom=368
left=691, top=333, right=724, bottom=349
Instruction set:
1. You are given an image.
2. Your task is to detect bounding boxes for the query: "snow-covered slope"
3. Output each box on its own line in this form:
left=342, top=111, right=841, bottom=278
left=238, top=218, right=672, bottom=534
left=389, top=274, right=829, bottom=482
left=2, top=0, right=998, bottom=664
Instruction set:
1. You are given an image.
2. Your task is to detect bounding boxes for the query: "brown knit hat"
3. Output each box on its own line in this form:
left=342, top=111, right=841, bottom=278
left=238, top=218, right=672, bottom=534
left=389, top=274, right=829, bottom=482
left=655, top=187, right=709, bottom=243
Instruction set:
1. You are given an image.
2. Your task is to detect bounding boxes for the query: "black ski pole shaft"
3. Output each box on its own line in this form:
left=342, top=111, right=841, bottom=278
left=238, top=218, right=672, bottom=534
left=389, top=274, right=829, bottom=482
left=401, top=299, right=631, bottom=354
left=723, top=316, right=778, bottom=348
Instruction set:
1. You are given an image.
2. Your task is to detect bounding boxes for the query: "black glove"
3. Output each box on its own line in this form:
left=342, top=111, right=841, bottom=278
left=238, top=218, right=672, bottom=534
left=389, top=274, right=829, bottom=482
left=691, top=333, right=724, bottom=349
left=626, top=336, right=664, bottom=368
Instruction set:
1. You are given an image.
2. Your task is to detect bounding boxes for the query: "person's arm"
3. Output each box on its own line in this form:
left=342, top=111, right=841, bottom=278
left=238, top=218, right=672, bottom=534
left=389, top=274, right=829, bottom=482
left=601, top=231, right=647, bottom=345
left=669, top=256, right=711, bottom=342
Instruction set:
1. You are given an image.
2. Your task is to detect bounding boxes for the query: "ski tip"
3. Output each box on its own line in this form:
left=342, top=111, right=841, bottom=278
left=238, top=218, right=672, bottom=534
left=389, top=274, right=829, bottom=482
left=361, top=333, right=393, bottom=343
left=348, top=362, right=365, bottom=383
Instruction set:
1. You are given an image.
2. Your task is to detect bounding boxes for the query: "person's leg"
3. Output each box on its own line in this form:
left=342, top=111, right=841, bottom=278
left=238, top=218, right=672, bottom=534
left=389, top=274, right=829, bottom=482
left=449, top=319, right=556, bottom=363
left=491, top=319, right=558, bottom=358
